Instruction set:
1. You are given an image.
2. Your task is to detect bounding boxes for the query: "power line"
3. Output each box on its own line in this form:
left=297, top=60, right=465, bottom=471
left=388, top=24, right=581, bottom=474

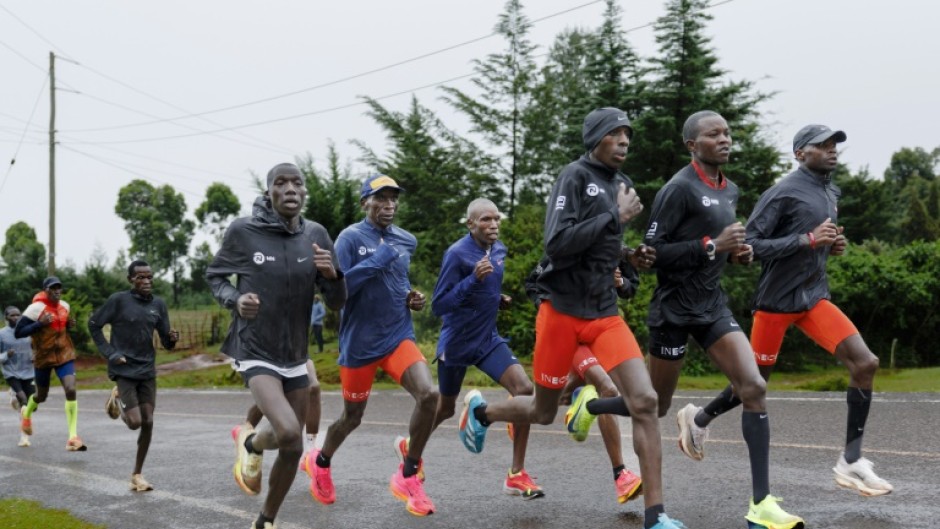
left=61, top=0, right=607, bottom=133
left=0, top=74, right=47, bottom=195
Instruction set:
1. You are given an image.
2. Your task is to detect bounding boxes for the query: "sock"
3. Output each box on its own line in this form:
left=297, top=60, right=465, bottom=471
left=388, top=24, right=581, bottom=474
left=742, top=411, right=770, bottom=504
left=402, top=456, right=420, bottom=478
left=473, top=404, right=491, bottom=427
left=586, top=396, right=630, bottom=416
left=244, top=433, right=262, bottom=455
left=316, top=451, right=331, bottom=468
left=25, top=394, right=38, bottom=417
left=254, top=512, right=273, bottom=529
left=305, top=433, right=316, bottom=451
left=643, top=504, right=665, bottom=529
left=844, top=387, right=872, bottom=464
left=697, top=385, right=742, bottom=427
left=65, top=400, right=78, bottom=438
left=613, top=464, right=625, bottom=481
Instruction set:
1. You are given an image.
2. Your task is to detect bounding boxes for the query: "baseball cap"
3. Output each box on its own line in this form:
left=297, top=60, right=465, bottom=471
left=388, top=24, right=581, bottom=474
left=42, top=276, right=63, bottom=289
left=792, top=124, right=846, bottom=152
left=360, top=174, right=404, bottom=200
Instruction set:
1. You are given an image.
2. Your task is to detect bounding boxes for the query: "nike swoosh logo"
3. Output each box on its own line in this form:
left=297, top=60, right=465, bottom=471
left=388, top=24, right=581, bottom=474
left=297, top=257, right=309, bottom=263
left=759, top=414, right=767, bottom=419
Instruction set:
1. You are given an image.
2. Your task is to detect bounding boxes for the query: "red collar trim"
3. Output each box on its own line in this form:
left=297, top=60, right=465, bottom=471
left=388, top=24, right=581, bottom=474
left=691, top=160, right=727, bottom=190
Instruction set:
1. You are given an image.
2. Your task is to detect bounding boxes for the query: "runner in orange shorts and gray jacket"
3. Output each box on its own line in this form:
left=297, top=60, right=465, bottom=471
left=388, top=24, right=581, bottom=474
left=684, top=124, right=894, bottom=497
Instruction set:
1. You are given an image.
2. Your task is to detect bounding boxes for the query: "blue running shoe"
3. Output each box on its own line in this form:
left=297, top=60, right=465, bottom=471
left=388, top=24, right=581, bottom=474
left=565, top=384, right=598, bottom=442
left=458, top=389, right=488, bottom=453
left=650, top=513, right=688, bottom=529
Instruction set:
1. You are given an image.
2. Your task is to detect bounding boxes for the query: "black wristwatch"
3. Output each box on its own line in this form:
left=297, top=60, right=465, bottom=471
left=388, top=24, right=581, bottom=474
left=704, top=239, right=717, bottom=261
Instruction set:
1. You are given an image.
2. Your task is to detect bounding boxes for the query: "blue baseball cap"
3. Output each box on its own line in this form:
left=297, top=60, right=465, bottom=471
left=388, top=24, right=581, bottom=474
left=360, top=174, right=404, bottom=200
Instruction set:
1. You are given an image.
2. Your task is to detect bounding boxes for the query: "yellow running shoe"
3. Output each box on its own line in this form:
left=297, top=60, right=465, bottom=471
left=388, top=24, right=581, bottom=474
left=745, top=495, right=804, bottom=529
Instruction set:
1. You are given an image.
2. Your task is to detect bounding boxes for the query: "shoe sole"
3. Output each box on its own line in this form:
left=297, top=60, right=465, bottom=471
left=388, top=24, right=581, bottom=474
left=565, top=388, right=595, bottom=442
left=459, top=390, right=484, bottom=453
left=106, top=388, right=121, bottom=420
left=746, top=521, right=804, bottom=529
left=503, top=485, right=545, bottom=500
left=617, top=481, right=643, bottom=503
left=675, top=405, right=704, bottom=461
left=232, top=427, right=261, bottom=496
left=307, top=452, right=336, bottom=505
left=833, top=471, right=892, bottom=497
left=66, top=444, right=87, bottom=452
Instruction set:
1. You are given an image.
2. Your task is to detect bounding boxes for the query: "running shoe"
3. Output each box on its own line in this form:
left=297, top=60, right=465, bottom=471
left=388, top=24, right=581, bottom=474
left=389, top=463, right=436, bottom=516
left=458, top=389, right=488, bottom=454
left=676, top=403, right=708, bottom=461
left=745, top=495, right=804, bottom=529
left=394, top=435, right=425, bottom=482
left=503, top=468, right=544, bottom=500
left=130, top=473, right=154, bottom=492
left=649, top=513, right=688, bottom=529
left=250, top=522, right=276, bottom=529
left=66, top=436, right=87, bottom=452
left=17, top=433, right=30, bottom=447
left=309, top=449, right=335, bottom=505
left=232, top=423, right=262, bottom=495
left=20, top=407, right=32, bottom=436
left=106, top=386, right=121, bottom=420
left=833, top=453, right=894, bottom=496
left=565, top=385, right=598, bottom=442
left=615, top=468, right=643, bottom=503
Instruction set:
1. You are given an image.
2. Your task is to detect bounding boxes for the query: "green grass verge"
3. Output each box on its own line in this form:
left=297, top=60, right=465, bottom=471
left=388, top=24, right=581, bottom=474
left=0, top=499, right=104, bottom=529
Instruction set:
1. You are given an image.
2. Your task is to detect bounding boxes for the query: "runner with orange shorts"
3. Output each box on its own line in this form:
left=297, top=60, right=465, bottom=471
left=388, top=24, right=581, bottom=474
left=684, top=124, right=893, bottom=498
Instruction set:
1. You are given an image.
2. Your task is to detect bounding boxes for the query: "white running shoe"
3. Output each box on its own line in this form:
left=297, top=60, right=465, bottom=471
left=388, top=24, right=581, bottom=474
left=833, top=453, right=893, bottom=496
left=676, top=403, right=708, bottom=461
left=17, top=433, right=30, bottom=447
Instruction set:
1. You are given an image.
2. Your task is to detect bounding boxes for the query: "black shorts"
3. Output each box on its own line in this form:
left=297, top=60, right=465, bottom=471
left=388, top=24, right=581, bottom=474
left=116, top=377, right=157, bottom=410
left=649, top=313, right=743, bottom=360
left=241, top=367, right=309, bottom=394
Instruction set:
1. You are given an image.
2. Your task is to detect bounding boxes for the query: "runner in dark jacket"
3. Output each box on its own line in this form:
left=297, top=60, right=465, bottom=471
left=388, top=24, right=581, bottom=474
left=207, top=162, right=345, bottom=529
left=691, top=124, right=893, bottom=498
left=89, top=260, right=178, bottom=491
left=644, top=110, right=803, bottom=529
left=457, top=107, right=687, bottom=529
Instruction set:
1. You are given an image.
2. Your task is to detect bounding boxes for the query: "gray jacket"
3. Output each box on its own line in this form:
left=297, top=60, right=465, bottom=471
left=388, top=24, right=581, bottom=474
left=0, top=326, right=34, bottom=380
left=207, top=197, right=346, bottom=368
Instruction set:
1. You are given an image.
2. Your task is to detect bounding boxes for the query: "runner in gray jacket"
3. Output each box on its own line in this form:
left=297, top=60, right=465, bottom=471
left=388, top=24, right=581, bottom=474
left=207, top=162, right=346, bottom=529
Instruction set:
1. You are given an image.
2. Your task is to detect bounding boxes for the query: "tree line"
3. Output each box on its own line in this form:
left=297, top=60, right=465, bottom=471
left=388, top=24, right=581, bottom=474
left=1, top=0, right=938, bottom=368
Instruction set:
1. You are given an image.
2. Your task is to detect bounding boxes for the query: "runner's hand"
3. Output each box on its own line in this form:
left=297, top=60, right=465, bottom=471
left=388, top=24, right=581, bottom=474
left=168, top=329, right=180, bottom=344
left=406, top=289, right=426, bottom=311
left=499, top=294, right=512, bottom=310
left=115, top=356, right=128, bottom=365
left=730, top=244, right=754, bottom=265
left=237, top=293, right=261, bottom=319
left=39, top=313, right=54, bottom=325
left=474, top=255, right=494, bottom=281
left=616, top=184, right=643, bottom=223
left=629, top=244, right=656, bottom=270
left=312, top=243, right=338, bottom=279
left=830, top=226, right=847, bottom=256
left=811, top=218, right=839, bottom=247
left=714, top=222, right=746, bottom=253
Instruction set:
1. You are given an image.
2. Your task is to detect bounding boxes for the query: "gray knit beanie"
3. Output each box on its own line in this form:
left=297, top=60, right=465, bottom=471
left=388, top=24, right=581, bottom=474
left=582, top=107, right=633, bottom=152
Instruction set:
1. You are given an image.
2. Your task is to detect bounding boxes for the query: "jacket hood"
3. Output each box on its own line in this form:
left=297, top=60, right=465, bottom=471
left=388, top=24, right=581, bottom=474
left=251, top=196, right=306, bottom=235
left=33, top=290, right=57, bottom=306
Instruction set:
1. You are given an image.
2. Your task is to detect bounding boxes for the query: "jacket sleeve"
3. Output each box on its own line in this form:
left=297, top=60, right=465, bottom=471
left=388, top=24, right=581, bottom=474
left=206, top=223, right=246, bottom=310
left=746, top=192, right=805, bottom=261
left=616, top=258, right=640, bottom=300
left=524, top=256, right=549, bottom=307
left=313, top=229, right=347, bottom=311
left=431, top=248, right=478, bottom=317
left=544, top=170, right=621, bottom=262
left=336, top=233, right=399, bottom=298
left=88, top=296, right=120, bottom=361
left=644, top=184, right=707, bottom=271
left=14, top=316, right=42, bottom=338
left=155, top=300, right=176, bottom=351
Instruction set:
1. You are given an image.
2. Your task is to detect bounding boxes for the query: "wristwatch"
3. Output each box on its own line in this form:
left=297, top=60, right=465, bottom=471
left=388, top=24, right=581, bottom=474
left=704, top=238, right=717, bottom=261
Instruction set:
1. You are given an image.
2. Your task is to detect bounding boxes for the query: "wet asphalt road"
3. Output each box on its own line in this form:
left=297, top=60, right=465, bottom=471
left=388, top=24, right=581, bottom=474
left=1, top=388, right=938, bottom=529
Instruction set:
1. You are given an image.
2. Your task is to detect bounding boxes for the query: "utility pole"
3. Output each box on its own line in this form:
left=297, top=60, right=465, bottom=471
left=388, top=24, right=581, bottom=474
left=48, top=51, right=56, bottom=275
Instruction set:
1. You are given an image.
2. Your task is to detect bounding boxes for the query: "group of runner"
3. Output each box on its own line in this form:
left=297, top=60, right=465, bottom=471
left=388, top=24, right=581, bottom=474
left=0, top=106, right=892, bottom=529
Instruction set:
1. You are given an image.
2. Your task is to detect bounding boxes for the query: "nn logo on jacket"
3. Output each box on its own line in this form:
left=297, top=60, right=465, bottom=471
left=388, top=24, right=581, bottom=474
left=253, top=252, right=276, bottom=265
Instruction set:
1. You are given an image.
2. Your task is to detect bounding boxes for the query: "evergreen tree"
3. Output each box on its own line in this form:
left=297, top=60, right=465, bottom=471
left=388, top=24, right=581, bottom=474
left=299, top=143, right=359, bottom=240
left=441, top=0, right=538, bottom=216
left=833, top=166, right=898, bottom=243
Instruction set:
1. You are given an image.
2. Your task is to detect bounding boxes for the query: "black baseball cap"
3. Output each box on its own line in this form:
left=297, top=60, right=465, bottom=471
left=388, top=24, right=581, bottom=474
left=793, top=124, right=847, bottom=152
left=42, top=276, right=63, bottom=289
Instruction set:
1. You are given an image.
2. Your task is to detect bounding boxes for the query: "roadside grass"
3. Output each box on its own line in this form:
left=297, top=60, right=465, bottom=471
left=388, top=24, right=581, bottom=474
left=0, top=499, right=104, bottom=529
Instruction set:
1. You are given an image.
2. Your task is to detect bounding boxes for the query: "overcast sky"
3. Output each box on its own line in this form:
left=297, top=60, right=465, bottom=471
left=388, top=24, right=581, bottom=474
left=1, top=0, right=937, bottom=271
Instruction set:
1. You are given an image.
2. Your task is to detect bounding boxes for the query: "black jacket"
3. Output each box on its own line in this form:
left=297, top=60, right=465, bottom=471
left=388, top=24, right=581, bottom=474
left=645, top=163, right=740, bottom=327
left=537, top=154, right=636, bottom=319
left=206, top=197, right=347, bottom=368
left=526, top=254, right=639, bottom=307
left=89, top=290, right=175, bottom=380
left=747, top=166, right=840, bottom=312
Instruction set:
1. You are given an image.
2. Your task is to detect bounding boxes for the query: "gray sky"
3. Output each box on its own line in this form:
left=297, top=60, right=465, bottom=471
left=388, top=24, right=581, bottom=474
left=1, top=0, right=937, bottom=270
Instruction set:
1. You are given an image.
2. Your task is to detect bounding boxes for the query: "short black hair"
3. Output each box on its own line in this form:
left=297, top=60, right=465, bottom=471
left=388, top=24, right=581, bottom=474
left=682, top=110, right=722, bottom=142
left=127, top=260, right=150, bottom=278
left=3, top=306, right=19, bottom=317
